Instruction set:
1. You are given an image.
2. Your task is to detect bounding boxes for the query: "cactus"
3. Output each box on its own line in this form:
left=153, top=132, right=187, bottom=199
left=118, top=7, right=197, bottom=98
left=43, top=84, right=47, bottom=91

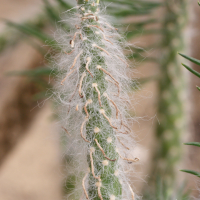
left=54, top=0, right=138, bottom=199
left=149, top=0, right=187, bottom=195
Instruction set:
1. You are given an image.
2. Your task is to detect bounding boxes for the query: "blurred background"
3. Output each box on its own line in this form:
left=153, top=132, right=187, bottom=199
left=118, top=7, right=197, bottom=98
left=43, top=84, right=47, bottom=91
left=0, top=0, right=200, bottom=199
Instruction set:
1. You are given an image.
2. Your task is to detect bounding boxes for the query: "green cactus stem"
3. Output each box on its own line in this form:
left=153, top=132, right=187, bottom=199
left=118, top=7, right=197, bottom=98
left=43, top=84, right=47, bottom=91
left=56, top=0, right=139, bottom=199
left=78, top=1, right=122, bottom=199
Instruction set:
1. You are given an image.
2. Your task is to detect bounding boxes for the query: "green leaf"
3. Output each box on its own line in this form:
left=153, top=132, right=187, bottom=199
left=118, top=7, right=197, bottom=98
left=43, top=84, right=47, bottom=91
left=127, top=19, right=158, bottom=28
left=43, top=0, right=70, bottom=31
left=182, top=63, right=200, bottom=78
left=57, top=0, right=72, bottom=9
left=33, top=91, right=52, bottom=100
left=43, top=0, right=60, bottom=22
left=184, top=142, right=200, bottom=147
left=197, top=86, right=200, bottom=91
left=6, top=21, right=58, bottom=49
left=126, top=29, right=163, bottom=39
left=105, top=0, right=162, bottom=8
left=6, top=67, right=56, bottom=77
left=179, top=53, right=200, bottom=66
left=106, top=0, right=162, bottom=17
left=198, top=1, right=200, bottom=6
left=180, top=169, right=200, bottom=178
left=108, top=9, right=151, bottom=17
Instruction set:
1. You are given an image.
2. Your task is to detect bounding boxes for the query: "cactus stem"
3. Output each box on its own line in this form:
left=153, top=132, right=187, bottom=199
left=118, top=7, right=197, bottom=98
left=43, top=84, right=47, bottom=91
left=95, top=139, right=117, bottom=161
left=99, top=109, right=118, bottom=129
left=56, top=0, right=138, bottom=198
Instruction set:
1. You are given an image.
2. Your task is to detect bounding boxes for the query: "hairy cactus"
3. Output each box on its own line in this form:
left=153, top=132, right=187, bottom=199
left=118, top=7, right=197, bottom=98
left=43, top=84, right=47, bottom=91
left=54, top=0, right=138, bottom=199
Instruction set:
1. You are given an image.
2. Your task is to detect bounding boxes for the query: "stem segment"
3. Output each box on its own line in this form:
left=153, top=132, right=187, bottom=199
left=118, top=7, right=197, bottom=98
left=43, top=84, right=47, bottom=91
left=78, top=0, right=121, bottom=199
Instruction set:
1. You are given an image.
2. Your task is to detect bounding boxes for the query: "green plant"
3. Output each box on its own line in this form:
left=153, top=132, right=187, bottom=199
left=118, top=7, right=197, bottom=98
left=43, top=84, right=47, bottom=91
left=54, top=0, right=141, bottom=199
left=179, top=53, right=200, bottom=178
left=147, top=0, right=188, bottom=196
left=143, top=179, right=190, bottom=200
left=179, top=53, right=200, bottom=91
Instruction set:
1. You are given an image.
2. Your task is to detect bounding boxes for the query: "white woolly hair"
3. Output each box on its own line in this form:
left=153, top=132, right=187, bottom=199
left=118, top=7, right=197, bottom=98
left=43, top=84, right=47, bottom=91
left=52, top=2, right=139, bottom=200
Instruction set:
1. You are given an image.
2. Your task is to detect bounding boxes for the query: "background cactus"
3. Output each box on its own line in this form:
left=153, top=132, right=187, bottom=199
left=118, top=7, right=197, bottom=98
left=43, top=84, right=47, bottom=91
left=147, top=0, right=188, bottom=196
left=54, top=0, right=139, bottom=199
left=179, top=52, right=200, bottom=178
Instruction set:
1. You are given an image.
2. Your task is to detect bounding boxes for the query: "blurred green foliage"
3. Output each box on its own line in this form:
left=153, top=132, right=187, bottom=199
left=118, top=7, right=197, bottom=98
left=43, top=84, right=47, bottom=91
left=179, top=52, right=200, bottom=180
left=147, top=1, right=188, bottom=197
left=143, top=180, right=190, bottom=200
